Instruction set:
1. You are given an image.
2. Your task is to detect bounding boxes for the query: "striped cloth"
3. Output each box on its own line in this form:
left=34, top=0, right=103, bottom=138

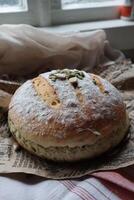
left=0, top=165, right=133, bottom=200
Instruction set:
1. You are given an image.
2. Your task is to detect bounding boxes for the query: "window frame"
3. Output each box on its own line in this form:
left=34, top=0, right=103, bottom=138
left=0, top=0, right=122, bottom=26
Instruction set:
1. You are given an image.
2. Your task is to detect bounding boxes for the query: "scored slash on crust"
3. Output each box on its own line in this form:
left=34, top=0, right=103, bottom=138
left=92, top=74, right=109, bottom=94
left=32, top=76, right=60, bottom=108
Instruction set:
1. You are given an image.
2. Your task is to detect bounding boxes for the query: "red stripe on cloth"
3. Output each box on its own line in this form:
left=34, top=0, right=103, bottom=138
left=85, top=180, right=111, bottom=200
left=92, top=171, right=134, bottom=193
left=98, top=178, right=134, bottom=200
left=61, top=181, right=90, bottom=200
left=68, top=180, right=97, bottom=200
left=117, top=166, right=134, bottom=181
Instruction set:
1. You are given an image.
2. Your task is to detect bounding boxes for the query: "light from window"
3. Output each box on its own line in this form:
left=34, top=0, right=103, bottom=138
left=0, top=0, right=27, bottom=13
left=62, top=0, right=123, bottom=9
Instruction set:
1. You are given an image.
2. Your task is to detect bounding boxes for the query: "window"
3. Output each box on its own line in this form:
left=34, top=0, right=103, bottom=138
left=0, top=0, right=123, bottom=26
left=0, top=0, right=27, bottom=13
left=51, top=0, right=123, bottom=25
left=0, top=0, right=52, bottom=26
left=62, top=0, right=122, bottom=9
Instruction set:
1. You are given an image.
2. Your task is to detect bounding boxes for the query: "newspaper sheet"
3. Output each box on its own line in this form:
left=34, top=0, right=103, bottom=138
left=0, top=61, right=133, bottom=179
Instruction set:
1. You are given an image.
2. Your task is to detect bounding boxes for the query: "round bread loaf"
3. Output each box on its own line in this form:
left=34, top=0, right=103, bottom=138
left=8, top=69, right=129, bottom=162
